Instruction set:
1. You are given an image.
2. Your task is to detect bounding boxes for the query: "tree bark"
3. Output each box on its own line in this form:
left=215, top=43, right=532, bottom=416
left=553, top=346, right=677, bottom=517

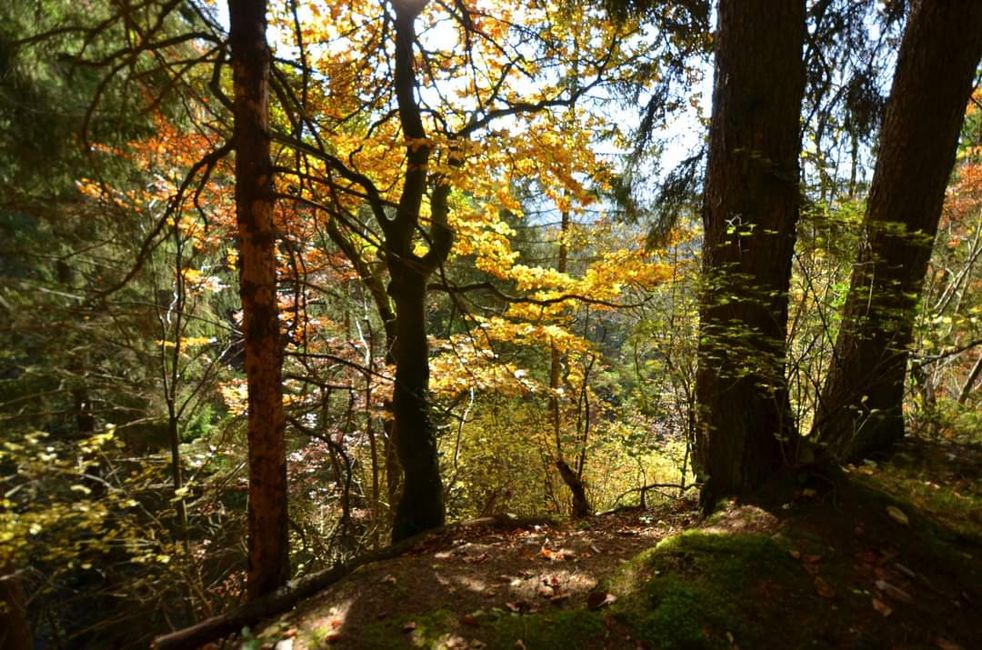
left=388, top=261, right=445, bottom=540
left=695, top=0, right=806, bottom=507
left=229, top=0, right=290, bottom=599
left=815, top=0, right=982, bottom=461
left=386, top=0, right=453, bottom=541
left=556, top=460, right=590, bottom=518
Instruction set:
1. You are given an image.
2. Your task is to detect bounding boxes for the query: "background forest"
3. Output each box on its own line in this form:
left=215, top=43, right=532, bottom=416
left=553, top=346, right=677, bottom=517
left=0, top=0, right=979, bottom=647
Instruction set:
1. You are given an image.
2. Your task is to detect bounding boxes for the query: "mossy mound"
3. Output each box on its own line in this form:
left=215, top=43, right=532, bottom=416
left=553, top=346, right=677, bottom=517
left=609, top=531, right=815, bottom=649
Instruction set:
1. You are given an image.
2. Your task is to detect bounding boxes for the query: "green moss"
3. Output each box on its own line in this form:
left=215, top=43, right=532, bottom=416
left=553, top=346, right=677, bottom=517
left=610, top=531, right=810, bottom=649
left=856, top=464, right=981, bottom=542
left=487, top=610, right=605, bottom=649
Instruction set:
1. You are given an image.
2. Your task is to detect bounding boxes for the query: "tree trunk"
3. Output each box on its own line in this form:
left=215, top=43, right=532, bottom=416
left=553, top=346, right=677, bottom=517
left=550, top=208, right=577, bottom=509
left=229, top=0, right=290, bottom=599
left=815, top=0, right=982, bottom=461
left=555, top=460, right=590, bottom=518
left=385, top=0, right=453, bottom=541
left=389, top=262, right=445, bottom=540
left=695, top=0, right=806, bottom=507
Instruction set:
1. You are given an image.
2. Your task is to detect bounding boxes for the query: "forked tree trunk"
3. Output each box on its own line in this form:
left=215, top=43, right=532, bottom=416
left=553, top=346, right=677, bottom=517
left=555, top=460, right=590, bottom=518
left=385, top=1, right=453, bottom=541
left=815, top=0, right=982, bottom=461
left=695, top=0, right=806, bottom=507
left=229, top=0, right=290, bottom=599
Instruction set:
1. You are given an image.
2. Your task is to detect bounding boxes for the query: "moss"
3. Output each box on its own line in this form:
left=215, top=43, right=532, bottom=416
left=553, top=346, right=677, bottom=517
left=856, top=463, right=982, bottom=542
left=610, top=531, right=811, bottom=649
left=487, top=610, right=605, bottom=650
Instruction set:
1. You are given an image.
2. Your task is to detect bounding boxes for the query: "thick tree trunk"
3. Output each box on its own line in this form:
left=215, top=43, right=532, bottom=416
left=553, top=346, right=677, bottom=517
left=229, top=0, right=290, bottom=599
left=389, top=262, right=445, bottom=540
left=695, top=0, right=805, bottom=507
left=815, top=0, right=982, bottom=461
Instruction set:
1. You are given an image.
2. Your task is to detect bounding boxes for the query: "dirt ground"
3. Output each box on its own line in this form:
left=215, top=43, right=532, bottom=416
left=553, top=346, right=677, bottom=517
left=245, top=440, right=981, bottom=650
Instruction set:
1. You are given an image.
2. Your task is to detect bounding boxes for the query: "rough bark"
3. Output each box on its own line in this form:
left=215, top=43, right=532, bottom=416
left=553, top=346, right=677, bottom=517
left=388, top=260, right=445, bottom=540
left=555, top=460, right=590, bottom=518
left=695, top=0, right=806, bottom=507
left=229, top=0, right=290, bottom=599
left=386, top=0, right=453, bottom=541
left=815, top=0, right=982, bottom=461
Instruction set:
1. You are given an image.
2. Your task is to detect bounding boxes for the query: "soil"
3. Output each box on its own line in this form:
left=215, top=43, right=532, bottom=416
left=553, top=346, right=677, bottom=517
left=244, top=440, right=981, bottom=650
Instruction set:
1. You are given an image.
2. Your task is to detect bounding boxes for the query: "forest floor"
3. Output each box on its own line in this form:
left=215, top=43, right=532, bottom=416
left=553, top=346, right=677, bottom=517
left=247, top=439, right=981, bottom=650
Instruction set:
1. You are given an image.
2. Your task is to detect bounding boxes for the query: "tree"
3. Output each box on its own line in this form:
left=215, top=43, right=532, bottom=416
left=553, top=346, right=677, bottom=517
left=228, top=0, right=289, bottom=598
left=695, top=0, right=806, bottom=507
left=815, top=0, right=982, bottom=461
left=381, top=0, right=454, bottom=540
left=266, top=0, right=648, bottom=540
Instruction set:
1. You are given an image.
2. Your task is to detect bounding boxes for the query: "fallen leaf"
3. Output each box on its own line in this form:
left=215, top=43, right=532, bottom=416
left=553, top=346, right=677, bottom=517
left=587, top=591, right=617, bottom=610
left=788, top=549, right=801, bottom=560
left=814, top=576, right=836, bottom=598
left=886, top=505, right=909, bottom=526
left=871, top=598, right=892, bottom=617
left=803, top=554, right=823, bottom=564
left=539, top=547, right=575, bottom=561
left=461, top=613, right=480, bottom=627
left=875, top=579, right=913, bottom=603
left=935, top=638, right=963, bottom=650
